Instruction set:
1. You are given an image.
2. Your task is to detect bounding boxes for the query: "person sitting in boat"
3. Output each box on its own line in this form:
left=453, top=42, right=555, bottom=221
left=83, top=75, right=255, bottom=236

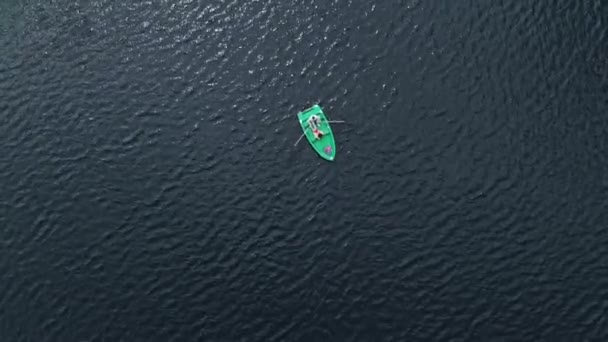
left=313, top=127, right=324, bottom=139
left=308, top=115, right=319, bottom=129
left=307, top=115, right=324, bottom=139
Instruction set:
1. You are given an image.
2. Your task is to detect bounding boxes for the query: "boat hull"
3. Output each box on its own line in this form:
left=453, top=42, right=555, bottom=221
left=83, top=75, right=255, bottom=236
left=297, top=105, right=336, bottom=161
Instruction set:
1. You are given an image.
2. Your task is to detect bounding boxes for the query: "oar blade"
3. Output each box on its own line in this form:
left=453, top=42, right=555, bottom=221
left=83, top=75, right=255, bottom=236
left=294, top=132, right=306, bottom=146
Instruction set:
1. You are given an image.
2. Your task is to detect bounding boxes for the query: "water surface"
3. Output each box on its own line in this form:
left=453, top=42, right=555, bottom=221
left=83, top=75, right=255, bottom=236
left=1, top=0, right=607, bottom=341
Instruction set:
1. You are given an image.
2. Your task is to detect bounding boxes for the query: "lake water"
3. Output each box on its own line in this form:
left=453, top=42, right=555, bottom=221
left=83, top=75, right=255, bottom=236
left=1, top=0, right=607, bottom=341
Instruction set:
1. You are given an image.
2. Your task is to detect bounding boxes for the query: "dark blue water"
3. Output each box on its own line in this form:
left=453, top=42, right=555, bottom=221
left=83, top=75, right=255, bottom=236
left=1, top=0, right=608, bottom=341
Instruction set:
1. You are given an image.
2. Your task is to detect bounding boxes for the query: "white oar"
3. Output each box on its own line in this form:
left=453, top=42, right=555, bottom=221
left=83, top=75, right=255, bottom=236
left=327, top=120, right=345, bottom=124
left=294, top=129, right=309, bottom=146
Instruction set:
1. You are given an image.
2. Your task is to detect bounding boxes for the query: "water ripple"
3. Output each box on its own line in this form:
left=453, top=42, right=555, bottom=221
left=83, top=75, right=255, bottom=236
left=1, top=0, right=608, bottom=341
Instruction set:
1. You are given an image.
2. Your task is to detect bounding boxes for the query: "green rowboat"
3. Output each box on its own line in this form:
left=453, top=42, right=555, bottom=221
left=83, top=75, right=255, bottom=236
left=297, top=105, right=336, bottom=161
